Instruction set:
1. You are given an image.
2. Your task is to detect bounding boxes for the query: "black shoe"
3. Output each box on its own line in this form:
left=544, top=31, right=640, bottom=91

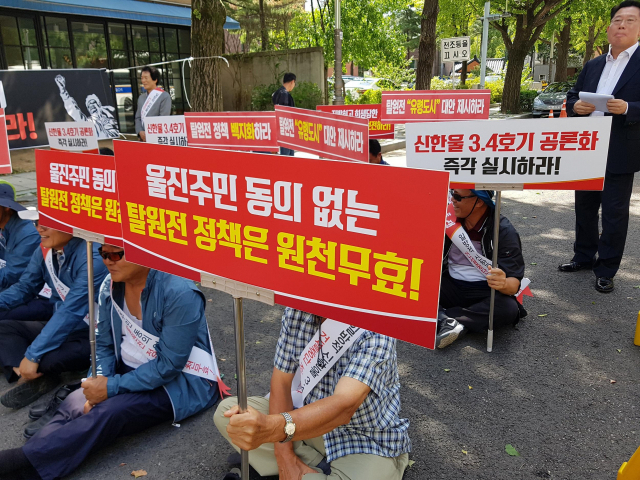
left=558, top=261, right=592, bottom=272
left=436, top=318, right=465, bottom=349
left=24, top=406, right=57, bottom=439
left=0, top=375, right=60, bottom=410
left=29, top=383, right=80, bottom=420
left=595, top=276, right=614, bottom=293
left=221, top=468, right=241, bottom=480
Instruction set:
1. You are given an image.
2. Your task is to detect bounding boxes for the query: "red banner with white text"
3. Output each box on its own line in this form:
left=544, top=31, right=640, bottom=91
left=316, top=104, right=394, bottom=140
left=112, top=140, right=449, bottom=349
left=185, top=112, right=278, bottom=151
left=380, top=90, right=491, bottom=123
left=275, top=106, right=369, bottom=162
left=36, top=149, right=123, bottom=246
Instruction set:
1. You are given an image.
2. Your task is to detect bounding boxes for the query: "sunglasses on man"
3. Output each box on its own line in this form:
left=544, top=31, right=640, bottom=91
left=98, top=247, right=125, bottom=262
left=449, top=190, right=477, bottom=202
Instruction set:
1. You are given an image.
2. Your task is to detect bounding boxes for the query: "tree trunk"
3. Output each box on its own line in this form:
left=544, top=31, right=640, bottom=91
left=416, top=0, right=439, bottom=90
left=191, top=0, right=226, bottom=112
left=501, top=47, right=528, bottom=113
left=584, top=24, right=595, bottom=66
left=259, top=0, right=268, bottom=51
left=460, top=61, right=468, bottom=86
left=554, top=17, right=571, bottom=82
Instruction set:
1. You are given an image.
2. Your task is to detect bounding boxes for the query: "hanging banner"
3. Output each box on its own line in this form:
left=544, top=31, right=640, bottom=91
left=45, top=121, right=100, bottom=153
left=145, top=115, right=188, bottom=146
left=380, top=90, right=491, bottom=123
left=0, top=109, right=12, bottom=174
left=185, top=111, right=278, bottom=152
left=275, top=106, right=369, bottom=162
left=36, top=149, right=123, bottom=246
left=113, top=140, right=450, bottom=349
left=406, top=117, right=612, bottom=190
left=0, top=69, right=119, bottom=149
left=316, top=104, right=394, bottom=140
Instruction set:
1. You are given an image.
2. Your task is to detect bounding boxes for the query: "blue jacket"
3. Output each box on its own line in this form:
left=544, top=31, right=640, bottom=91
left=95, top=270, right=219, bottom=422
left=0, top=237, right=107, bottom=362
left=0, top=212, right=41, bottom=291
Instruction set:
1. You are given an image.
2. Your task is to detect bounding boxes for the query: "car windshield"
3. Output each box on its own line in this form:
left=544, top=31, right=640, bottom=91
left=544, top=82, right=573, bottom=93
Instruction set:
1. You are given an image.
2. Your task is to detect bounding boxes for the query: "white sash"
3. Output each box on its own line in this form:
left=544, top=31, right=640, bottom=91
left=290, top=320, right=366, bottom=408
left=1, top=255, right=52, bottom=298
left=42, top=246, right=93, bottom=324
left=140, top=88, right=164, bottom=127
left=110, top=288, right=230, bottom=397
left=445, top=201, right=492, bottom=276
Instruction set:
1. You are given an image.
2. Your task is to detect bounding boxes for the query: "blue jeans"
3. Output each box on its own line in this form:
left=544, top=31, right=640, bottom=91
left=0, top=296, right=53, bottom=322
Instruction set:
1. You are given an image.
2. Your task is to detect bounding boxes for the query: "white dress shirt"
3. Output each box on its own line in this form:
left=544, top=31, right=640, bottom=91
left=591, top=42, right=638, bottom=116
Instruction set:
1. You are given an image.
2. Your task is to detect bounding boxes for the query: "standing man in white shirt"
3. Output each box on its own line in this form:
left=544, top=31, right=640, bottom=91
left=561, top=0, right=640, bottom=293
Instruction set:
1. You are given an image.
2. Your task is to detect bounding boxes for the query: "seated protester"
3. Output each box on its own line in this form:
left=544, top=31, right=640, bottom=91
left=369, top=139, right=389, bottom=165
left=436, top=189, right=526, bottom=348
left=0, top=186, right=52, bottom=322
left=0, top=217, right=107, bottom=409
left=214, top=308, right=411, bottom=480
left=0, top=244, right=220, bottom=480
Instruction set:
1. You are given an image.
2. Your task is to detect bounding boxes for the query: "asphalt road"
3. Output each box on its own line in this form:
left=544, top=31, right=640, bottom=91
left=2, top=174, right=640, bottom=480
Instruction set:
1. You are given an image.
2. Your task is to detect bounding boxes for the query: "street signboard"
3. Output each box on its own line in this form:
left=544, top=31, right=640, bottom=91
left=441, top=36, right=471, bottom=62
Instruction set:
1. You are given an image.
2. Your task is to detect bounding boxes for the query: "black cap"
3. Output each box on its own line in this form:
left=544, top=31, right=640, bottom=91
left=0, top=181, right=25, bottom=212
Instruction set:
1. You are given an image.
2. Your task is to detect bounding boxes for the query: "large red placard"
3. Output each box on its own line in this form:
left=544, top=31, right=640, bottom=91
left=113, top=140, right=449, bottom=349
left=36, top=149, right=123, bottom=246
left=185, top=111, right=278, bottom=151
left=0, top=109, right=11, bottom=174
left=381, top=90, right=491, bottom=123
left=275, top=106, right=369, bottom=162
left=316, top=104, right=394, bottom=140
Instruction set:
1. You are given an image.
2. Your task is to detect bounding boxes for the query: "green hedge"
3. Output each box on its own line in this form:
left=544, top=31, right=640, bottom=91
left=519, top=90, right=538, bottom=112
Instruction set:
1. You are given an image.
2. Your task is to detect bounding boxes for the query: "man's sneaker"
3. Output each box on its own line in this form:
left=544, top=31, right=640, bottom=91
left=436, top=318, right=465, bottom=349
left=28, top=383, right=80, bottom=419
left=0, top=375, right=60, bottom=409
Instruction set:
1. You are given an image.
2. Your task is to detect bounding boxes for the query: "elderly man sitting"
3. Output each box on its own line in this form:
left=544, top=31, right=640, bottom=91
left=436, top=189, right=526, bottom=348
left=214, top=307, right=411, bottom=480
left=0, top=244, right=221, bottom=480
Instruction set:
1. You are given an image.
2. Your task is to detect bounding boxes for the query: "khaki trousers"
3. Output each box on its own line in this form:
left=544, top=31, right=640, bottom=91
left=214, top=396, right=409, bottom=480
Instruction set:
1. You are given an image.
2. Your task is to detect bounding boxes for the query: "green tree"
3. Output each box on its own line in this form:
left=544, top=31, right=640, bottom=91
left=416, top=0, right=440, bottom=89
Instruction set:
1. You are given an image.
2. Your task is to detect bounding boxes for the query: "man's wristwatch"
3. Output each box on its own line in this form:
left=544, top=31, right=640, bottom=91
left=280, top=412, right=296, bottom=443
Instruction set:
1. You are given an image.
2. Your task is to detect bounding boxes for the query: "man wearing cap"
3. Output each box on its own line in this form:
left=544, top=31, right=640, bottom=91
left=0, top=213, right=107, bottom=409
left=0, top=184, right=52, bottom=322
left=435, top=189, right=526, bottom=348
left=0, top=244, right=221, bottom=480
left=214, top=308, right=411, bottom=480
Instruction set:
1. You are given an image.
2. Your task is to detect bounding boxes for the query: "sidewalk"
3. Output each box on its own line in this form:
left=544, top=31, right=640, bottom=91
left=3, top=171, right=38, bottom=206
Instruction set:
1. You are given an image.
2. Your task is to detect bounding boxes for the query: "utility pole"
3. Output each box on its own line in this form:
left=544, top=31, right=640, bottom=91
left=333, top=0, right=344, bottom=105
left=479, top=1, right=510, bottom=89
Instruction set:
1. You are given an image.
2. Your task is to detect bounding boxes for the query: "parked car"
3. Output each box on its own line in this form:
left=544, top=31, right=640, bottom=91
left=532, top=82, right=575, bottom=117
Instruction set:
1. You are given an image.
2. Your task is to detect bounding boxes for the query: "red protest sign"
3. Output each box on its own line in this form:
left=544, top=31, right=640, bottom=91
left=36, top=149, right=122, bottom=246
left=316, top=104, right=394, bottom=140
left=0, top=109, right=12, bottom=174
left=185, top=112, right=278, bottom=151
left=380, top=90, right=491, bottom=123
left=113, top=140, right=449, bottom=349
left=275, top=106, right=369, bottom=162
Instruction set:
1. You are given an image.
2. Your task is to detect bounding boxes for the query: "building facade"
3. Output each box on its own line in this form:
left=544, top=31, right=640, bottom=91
left=0, top=0, right=238, bottom=134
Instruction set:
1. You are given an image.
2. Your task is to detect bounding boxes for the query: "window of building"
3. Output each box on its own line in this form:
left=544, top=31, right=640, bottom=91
left=72, top=21, right=107, bottom=68
left=0, top=15, right=41, bottom=69
left=42, top=17, right=72, bottom=69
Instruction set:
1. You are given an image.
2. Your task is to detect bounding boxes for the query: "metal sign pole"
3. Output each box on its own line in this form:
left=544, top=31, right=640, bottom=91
left=232, top=296, right=249, bottom=480
left=86, top=240, right=97, bottom=377
left=486, top=191, right=502, bottom=353
left=200, top=273, right=274, bottom=480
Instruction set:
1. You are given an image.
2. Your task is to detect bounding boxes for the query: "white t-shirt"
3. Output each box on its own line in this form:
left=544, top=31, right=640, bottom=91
left=120, top=300, right=145, bottom=369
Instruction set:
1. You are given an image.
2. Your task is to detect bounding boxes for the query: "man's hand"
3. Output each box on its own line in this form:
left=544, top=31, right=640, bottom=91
left=54, top=75, right=66, bottom=92
left=276, top=452, right=317, bottom=480
left=18, top=357, right=42, bottom=381
left=83, top=401, right=93, bottom=415
left=225, top=405, right=280, bottom=450
left=139, top=131, right=146, bottom=142
left=607, top=99, right=628, bottom=115
left=486, top=267, right=507, bottom=291
left=82, top=376, right=108, bottom=406
left=573, top=99, right=596, bottom=115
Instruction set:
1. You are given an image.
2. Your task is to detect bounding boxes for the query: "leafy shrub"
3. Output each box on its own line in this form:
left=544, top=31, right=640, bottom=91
left=519, top=89, right=538, bottom=111
left=485, top=78, right=504, bottom=103
left=356, top=89, right=382, bottom=105
left=251, top=81, right=323, bottom=111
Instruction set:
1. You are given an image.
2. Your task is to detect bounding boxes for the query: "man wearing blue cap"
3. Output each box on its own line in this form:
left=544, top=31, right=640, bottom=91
left=436, top=189, right=526, bottom=348
left=0, top=209, right=107, bottom=409
left=0, top=183, right=52, bottom=322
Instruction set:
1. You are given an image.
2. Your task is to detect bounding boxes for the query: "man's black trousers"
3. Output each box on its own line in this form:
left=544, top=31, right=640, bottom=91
left=439, top=272, right=520, bottom=332
left=572, top=170, right=635, bottom=278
